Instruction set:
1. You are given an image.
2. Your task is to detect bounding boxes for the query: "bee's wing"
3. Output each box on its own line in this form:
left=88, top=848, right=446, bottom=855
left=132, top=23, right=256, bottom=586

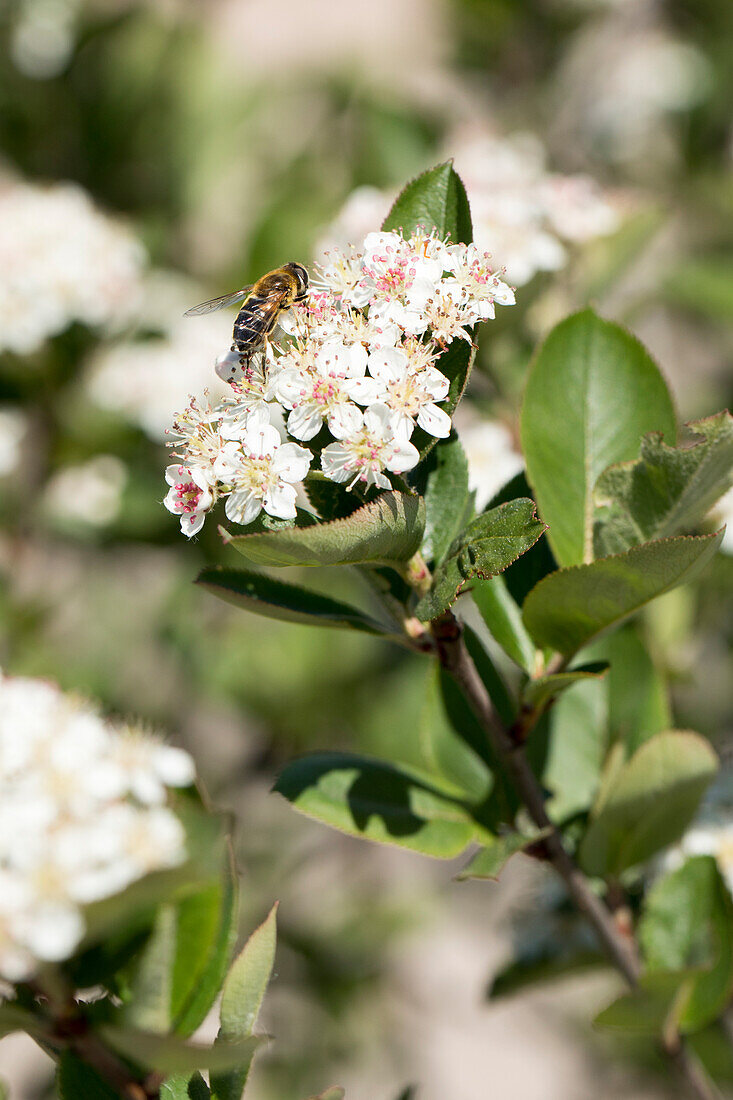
left=184, top=287, right=253, bottom=316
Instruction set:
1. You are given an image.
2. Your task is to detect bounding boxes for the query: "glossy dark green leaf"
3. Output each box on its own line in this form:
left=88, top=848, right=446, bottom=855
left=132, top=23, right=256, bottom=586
left=523, top=662, right=609, bottom=712
left=274, top=752, right=482, bottom=858
left=521, top=309, right=676, bottom=567
left=210, top=903, right=277, bottom=1100
left=522, top=532, right=724, bottom=655
left=418, top=430, right=470, bottom=565
left=594, top=411, right=733, bottom=556
left=197, top=568, right=388, bottom=635
left=578, top=731, right=718, bottom=876
left=456, top=829, right=550, bottom=881
left=381, top=161, right=473, bottom=243
left=223, top=491, right=425, bottom=567
left=415, top=499, right=547, bottom=621
left=471, top=574, right=537, bottom=673
left=639, top=856, right=733, bottom=1032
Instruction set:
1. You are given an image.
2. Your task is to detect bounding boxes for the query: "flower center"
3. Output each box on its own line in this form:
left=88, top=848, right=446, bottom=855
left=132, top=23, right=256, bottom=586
left=174, top=480, right=203, bottom=513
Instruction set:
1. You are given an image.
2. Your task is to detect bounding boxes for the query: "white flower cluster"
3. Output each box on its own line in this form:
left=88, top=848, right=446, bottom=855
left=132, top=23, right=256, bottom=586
left=0, top=672, right=195, bottom=981
left=164, top=230, right=515, bottom=537
left=0, top=178, right=145, bottom=356
left=316, top=133, right=619, bottom=287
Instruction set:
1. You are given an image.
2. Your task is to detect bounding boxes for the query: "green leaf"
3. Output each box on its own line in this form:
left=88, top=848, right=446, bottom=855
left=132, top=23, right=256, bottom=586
left=100, top=1026, right=264, bottom=1074
left=415, top=499, right=547, bottom=621
left=487, top=471, right=559, bottom=607
left=578, top=731, right=718, bottom=876
left=419, top=665, right=493, bottom=803
left=412, top=339, right=475, bottom=463
left=123, top=904, right=177, bottom=1032
left=210, top=903, right=277, bottom=1100
left=418, top=431, right=470, bottom=566
left=57, top=1054, right=120, bottom=1100
left=595, top=626, right=671, bottom=754
left=523, top=663, right=609, bottom=712
left=0, top=1004, right=49, bottom=1041
left=161, top=1073, right=211, bottom=1100
left=522, top=532, right=724, bottom=656
left=197, top=568, right=388, bottom=635
left=456, top=829, right=551, bottom=881
left=171, top=849, right=238, bottom=1037
left=471, top=574, right=537, bottom=673
left=274, top=752, right=481, bottom=858
left=543, top=675, right=609, bottom=822
left=381, top=161, right=473, bottom=243
left=520, top=309, right=676, bottom=567
left=639, top=856, right=733, bottom=1032
left=223, top=491, right=425, bottom=567
left=304, top=475, right=366, bottom=521
left=594, top=971, right=693, bottom=1036
left=594, top=411, right=733, bottom=556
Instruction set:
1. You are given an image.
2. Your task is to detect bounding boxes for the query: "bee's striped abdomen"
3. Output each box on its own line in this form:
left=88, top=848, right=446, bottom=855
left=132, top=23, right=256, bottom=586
left=233, top=296, right=279, bottom=353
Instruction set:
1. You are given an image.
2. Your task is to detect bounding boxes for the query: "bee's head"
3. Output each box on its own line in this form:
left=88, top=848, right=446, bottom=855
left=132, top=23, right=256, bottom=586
left=283, top=261, right=309, bottom=295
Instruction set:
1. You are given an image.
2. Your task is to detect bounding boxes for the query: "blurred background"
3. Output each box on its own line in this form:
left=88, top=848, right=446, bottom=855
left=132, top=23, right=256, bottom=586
left=0, top=0, right=732, bottom=1096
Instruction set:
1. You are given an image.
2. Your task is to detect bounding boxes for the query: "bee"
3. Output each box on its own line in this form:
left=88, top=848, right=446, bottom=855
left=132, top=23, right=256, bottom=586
left=184, top=262, right=309, bottom=381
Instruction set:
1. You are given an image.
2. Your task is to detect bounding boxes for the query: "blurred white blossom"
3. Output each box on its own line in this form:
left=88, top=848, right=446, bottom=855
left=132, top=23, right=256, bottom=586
left=43, top=455, right=128, bottom=527
left=0, top=672, right=194, bottom=980
left=317, top=134, right=619, bottom=286
left=167, top=231, right=515, bottom=535
left=0, top=178, right=145, bottom=356
left=454, top=407, right=524, bottom=511
left=87, top=273, right=232, bottom=440
left=10, top=0, right=79, bottom=80
left=0, top=408, right=29, bottom=478
left=555, top=12, right=711, bottom=166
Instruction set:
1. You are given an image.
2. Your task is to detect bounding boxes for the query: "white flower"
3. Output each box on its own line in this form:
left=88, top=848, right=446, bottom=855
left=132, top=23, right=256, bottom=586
left=43, top=455, right=128, bottom=527
left=275, top=339, right=367, bottom=441
left=351, top=346, right=451, bottom=440
left=0, top=177, right=144, bottom=356
left=321, top=403, right=419, bottom=491
left=164, top=463, right=215, bottom=538
left=215, top=419, right=311, bottom=525
left=0, top=671, right=195, bottom=980
left=443, top=244, right=516, bottom=321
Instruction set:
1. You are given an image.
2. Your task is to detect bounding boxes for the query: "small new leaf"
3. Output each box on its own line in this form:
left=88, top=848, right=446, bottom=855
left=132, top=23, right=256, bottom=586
left=523, top=663, right=609, bottom=712
left=594, top=410, right=733, bottom=556
left=415, top=499, right=547, bottom=621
